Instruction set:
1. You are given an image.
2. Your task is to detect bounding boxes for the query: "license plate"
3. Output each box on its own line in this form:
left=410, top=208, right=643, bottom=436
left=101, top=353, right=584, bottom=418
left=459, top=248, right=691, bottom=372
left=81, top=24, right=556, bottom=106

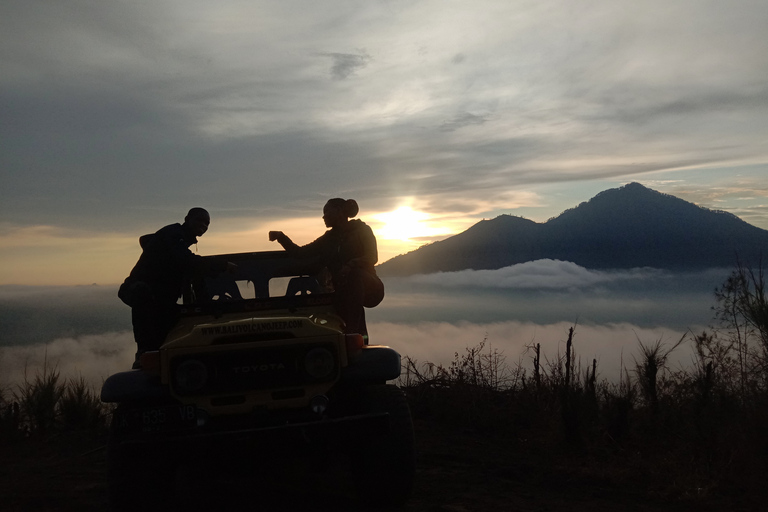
left=115, top=404, right=196, bottom=433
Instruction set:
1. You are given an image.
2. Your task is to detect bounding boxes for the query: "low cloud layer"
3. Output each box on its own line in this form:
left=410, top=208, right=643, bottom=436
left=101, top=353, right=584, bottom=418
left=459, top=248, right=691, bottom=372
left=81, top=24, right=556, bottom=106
left=372, top=262, right=728, bottom=330
left=0, top=320, right=696, bottom=391
left=406, top=259, right=668, bottom=290
left=0, top=332, right=136, bottom=391
left=0, top=261, right=728, bottom=389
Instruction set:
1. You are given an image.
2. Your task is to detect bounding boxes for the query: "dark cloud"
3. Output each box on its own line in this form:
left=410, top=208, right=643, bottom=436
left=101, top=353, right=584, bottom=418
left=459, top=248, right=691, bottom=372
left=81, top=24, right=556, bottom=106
left=440, top=112, right=489, bottom=132
left=318, top=51, right=372, bottom=80
left=592, top=86, right=768, bottom=127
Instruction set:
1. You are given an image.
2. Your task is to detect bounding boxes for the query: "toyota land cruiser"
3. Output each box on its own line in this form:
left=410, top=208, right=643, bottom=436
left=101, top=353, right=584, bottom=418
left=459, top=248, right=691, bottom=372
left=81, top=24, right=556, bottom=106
left=101, top=251, right=414, bottom=511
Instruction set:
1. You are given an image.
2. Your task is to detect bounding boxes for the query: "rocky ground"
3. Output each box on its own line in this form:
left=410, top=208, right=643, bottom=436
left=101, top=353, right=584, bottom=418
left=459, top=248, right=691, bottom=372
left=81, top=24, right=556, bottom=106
left=0, top=419, right=759, bottom=512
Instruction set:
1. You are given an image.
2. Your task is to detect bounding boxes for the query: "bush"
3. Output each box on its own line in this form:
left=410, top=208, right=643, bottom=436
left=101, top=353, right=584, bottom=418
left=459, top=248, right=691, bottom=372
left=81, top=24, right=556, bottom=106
left=59, top=376, right=105, bottom=432
left=0, top=388, right=21, bottom=438
left=1, top=364, right=108, bottom=442
left=17, top=364, right=65, bottom=436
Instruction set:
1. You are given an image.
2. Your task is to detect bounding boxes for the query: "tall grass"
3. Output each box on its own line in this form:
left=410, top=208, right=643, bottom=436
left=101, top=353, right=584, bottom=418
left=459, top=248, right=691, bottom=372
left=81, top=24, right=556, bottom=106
left=398, top=321, right=768, bottom=505
left=0, top=362, right=108, bottom=442
left=17, top=363, right=65, bottom=436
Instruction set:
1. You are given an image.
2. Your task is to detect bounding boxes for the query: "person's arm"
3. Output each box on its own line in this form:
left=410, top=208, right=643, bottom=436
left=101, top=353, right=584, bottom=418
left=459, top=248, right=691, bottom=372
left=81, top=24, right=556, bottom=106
left=269, top=231, right=299, bottom=252
left=269, top=231, right=328, bottom=258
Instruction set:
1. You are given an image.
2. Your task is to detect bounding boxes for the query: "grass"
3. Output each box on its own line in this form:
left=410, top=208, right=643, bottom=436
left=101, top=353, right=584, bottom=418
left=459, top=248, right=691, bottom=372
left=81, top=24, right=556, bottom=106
left=0, top=362, right=109, bottom=442
left=397, top=325, right=768, bottom=508
left=2, top=338, right=764, bottom=510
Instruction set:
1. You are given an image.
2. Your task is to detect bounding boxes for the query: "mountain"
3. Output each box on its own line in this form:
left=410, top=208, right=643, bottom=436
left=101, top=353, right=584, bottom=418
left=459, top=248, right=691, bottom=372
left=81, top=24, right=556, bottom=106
left=376, top=183, right=768, bottom=276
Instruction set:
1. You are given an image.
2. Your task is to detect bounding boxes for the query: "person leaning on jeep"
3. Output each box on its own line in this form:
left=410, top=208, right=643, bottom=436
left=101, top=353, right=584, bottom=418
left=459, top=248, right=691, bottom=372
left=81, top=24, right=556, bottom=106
left=268, top=198, right=384, bottom=339
left=119, top=207, right=234, bottom=367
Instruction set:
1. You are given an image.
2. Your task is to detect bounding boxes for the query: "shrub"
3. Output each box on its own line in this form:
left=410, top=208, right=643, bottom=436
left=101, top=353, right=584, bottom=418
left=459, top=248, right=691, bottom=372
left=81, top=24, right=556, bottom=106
left=714, top=258, right=768, bottom=387
left=0, top=388, right=21, bottom=438
left=633, top=334, right=684, bottom=413
left=3, top=364, right=108, bottom=441
left=59, top=376, right=105, bottom=432
left=16, top=364, right=65, bottom=436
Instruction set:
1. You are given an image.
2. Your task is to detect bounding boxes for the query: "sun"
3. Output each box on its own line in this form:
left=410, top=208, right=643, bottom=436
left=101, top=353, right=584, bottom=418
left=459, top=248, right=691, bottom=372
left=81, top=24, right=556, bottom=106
left=374, top=206, right=446, bottom=242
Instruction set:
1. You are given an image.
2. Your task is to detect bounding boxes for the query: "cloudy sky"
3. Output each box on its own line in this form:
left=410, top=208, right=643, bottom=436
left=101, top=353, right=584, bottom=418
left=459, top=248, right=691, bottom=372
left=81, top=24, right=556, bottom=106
left=2, top=0, right=768, bottom=287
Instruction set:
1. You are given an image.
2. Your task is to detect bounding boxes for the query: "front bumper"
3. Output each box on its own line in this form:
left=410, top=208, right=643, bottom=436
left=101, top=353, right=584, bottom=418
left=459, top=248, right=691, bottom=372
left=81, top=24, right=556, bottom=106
left=113, top=410, right=390, bottom=453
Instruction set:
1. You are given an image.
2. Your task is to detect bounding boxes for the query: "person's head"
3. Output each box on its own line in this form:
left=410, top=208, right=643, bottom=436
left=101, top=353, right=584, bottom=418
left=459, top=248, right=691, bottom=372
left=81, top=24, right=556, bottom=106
left=323, top=198, right=359, bottom=229
left=184, top=207, right=211, bottom=237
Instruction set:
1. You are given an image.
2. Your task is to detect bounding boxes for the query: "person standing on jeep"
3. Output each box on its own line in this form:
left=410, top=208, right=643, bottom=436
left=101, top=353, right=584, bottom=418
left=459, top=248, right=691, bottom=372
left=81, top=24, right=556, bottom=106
left=269, top=198, right=384, bottom=339
left=119, top=207, right=231, bottom=366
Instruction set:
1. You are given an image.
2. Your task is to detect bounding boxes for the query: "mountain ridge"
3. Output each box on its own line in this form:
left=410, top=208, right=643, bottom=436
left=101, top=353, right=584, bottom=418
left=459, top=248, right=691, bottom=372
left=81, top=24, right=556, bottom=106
left=376, top=183, right=768, bottom=276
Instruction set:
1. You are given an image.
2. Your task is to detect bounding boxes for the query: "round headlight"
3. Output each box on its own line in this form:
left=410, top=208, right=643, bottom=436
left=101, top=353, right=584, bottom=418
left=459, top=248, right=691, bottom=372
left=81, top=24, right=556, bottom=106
left=304, top=348, right=335, bottom=379
left=174, top=359, right=208, bottom=393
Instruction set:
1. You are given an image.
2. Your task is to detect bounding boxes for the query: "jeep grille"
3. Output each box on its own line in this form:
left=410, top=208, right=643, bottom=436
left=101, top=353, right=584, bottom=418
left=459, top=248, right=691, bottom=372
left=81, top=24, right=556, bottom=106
left=170, top=343, right=339, bottom=397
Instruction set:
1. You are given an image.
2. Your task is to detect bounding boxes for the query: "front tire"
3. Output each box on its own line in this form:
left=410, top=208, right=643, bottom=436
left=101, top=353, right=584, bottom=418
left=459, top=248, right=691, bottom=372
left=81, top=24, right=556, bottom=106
left=106, top=405, right=174, bottom=512
left=352, top=384, right=416, bottom=506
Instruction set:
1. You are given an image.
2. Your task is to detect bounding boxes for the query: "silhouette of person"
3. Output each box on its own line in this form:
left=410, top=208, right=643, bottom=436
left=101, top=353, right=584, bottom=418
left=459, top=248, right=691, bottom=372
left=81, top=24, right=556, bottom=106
left=269, top=198, right=384, bottom=339
left=119, top=207, right=232, bottom=366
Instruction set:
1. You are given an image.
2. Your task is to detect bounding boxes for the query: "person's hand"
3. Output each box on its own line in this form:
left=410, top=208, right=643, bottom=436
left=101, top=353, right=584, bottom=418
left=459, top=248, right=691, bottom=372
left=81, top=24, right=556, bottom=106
left=268, top=231, right=283, bottom=242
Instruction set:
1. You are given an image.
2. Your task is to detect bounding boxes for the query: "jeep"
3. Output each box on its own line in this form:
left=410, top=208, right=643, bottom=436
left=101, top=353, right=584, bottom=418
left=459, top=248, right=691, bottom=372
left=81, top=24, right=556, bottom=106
left=101, top=251, right=415, bottom=510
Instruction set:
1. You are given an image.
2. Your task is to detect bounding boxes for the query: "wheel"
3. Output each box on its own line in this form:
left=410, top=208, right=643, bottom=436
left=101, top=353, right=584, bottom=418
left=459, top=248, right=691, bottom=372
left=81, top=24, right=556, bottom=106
left=106, top=405, right=174, bottom=512
left=351, top=384, right=416, bottom=506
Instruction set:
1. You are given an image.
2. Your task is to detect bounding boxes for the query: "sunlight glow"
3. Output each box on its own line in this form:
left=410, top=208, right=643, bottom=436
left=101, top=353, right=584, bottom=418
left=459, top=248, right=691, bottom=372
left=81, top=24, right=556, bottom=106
left=373, top=206, right=450, bottom=242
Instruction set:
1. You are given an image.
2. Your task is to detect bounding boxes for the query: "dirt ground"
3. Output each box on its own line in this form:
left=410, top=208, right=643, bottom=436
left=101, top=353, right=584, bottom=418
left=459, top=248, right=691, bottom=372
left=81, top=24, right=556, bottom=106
left=0, top=419, right=757, bottom=512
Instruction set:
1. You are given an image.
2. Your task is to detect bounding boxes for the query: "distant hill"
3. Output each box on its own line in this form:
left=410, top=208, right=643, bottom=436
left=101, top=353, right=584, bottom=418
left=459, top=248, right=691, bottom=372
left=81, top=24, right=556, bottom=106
left=376, top=182, right=768, bottom=276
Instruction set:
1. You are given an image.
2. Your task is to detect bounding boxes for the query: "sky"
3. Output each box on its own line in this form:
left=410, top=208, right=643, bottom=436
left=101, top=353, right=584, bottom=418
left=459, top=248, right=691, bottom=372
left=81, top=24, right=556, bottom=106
left=2, top=0, right=768, bottom=286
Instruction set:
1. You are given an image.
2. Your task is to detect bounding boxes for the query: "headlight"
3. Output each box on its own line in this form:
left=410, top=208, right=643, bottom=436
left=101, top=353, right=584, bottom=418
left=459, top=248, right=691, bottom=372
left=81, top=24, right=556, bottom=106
left=174, top=359, right=208, bottom=393
left=304, top=348, right=335, bottom=379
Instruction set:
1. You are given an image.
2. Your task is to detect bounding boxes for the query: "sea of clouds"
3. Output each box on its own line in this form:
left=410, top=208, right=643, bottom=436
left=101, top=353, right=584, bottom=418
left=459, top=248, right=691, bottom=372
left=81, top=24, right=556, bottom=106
left=0, top=260, right=731, bottom=390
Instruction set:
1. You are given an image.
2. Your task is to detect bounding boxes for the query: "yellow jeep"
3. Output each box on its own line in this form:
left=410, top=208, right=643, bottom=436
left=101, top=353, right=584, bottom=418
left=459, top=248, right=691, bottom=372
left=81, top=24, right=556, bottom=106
left=101, top=251, right=414, bottom=510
